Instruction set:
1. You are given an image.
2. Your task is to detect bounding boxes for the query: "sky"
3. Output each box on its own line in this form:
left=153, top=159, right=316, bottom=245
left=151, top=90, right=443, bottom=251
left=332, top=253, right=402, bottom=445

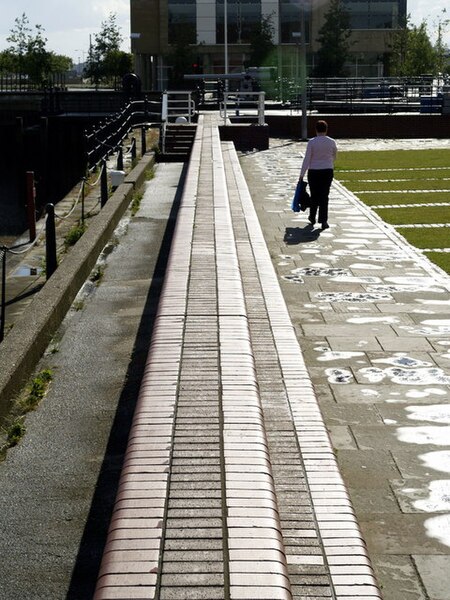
left=0, top=0, right=448, bottom=63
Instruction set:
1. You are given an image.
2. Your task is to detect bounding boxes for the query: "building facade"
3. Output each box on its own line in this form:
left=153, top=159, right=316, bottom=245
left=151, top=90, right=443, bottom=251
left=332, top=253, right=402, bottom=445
left=130, top=0, right=407, bottom=89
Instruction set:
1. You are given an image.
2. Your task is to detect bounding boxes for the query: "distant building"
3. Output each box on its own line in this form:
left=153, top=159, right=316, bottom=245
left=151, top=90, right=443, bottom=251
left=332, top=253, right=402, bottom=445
left=130, top=0, right=407, bottom=89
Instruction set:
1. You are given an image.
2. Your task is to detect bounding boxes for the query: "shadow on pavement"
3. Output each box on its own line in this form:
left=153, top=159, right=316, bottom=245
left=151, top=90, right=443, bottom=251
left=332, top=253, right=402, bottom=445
left=284, top=224, right=321, bottom=244
left=65, top=163, right=187, bottom=600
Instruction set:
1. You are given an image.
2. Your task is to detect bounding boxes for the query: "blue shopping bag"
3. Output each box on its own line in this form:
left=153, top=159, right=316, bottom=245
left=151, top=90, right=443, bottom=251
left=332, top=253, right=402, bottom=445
left=291, top=180, right=310, bottom=212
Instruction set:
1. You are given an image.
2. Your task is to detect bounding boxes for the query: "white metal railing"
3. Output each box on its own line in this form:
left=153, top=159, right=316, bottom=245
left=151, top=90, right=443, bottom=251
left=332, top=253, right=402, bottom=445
left=220, top=91, right=265, bottom=126
left=161, top=91, right=196, bottom=123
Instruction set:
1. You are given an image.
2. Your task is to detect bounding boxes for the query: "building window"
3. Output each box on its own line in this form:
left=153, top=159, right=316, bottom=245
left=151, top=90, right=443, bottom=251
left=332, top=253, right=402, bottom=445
left=216, top=0, right=261, bottom=44
left=168, top=0, right=196, bottom=44
left=280, top=0, right=311, bottom=44
left=342, top=0, right=401, bottom=30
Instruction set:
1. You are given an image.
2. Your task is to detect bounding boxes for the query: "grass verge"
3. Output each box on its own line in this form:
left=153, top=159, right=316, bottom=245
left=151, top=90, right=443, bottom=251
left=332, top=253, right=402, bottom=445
left=1, top=369, right=53, bottom=458
left=375, top=206, right=450, bottom=225
left=336, top=148, right=450, bottom=274
left=356, top=191, right=450, bottom=206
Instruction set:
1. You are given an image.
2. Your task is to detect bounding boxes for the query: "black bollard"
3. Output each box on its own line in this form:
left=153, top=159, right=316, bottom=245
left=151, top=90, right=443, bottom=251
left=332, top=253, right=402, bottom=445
left=116, top=147, right=124, bottom=170
left=45, top=204, right=57, bottom=279
left=100, top=159, right=108, bottom=207
left=0, top=248, right=6, bottom=342
left=141, top=126, right=146, bottom=156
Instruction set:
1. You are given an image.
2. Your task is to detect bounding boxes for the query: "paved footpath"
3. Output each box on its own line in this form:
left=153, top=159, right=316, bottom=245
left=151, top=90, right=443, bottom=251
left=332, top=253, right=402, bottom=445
left=240, top=137, right=450, bottom=600
left=1, top=126, right=449, bottom=600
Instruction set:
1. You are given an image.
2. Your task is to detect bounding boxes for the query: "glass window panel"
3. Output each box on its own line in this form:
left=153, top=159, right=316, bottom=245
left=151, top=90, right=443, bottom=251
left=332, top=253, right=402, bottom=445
left=216, top=0, right=261, bottom=44
left=280, top=0, right=311, bottom=44
left=342, top=0, right=401, bottom=29
left=168, top=0, right=196, bottom=44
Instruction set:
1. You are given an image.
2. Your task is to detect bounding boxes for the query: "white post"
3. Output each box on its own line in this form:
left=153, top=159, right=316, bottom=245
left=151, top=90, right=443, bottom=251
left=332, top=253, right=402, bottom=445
left=258, top=92, right=265, bottom=125
left=162, top=92, right=168, bottom=121
left=223, top=91, right=228, bottom=125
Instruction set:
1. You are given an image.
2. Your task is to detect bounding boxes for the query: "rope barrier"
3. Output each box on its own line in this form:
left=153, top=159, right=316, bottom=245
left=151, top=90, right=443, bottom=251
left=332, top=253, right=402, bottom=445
left=85, top=164, right=105, bottom=186
left=5, top=215, right=48, bottom=255
left=123, top=138, right=136, bottom=157
left=54, top=180, right=85, bottom=221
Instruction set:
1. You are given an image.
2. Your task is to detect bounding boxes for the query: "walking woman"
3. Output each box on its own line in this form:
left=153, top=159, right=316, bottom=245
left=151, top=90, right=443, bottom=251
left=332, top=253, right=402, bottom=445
left=299, top=120, right=337, bottom=230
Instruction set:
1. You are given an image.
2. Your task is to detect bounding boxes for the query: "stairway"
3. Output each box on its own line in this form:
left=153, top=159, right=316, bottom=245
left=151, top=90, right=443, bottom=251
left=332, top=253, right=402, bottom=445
left=159, top=123, right=197, bottom=161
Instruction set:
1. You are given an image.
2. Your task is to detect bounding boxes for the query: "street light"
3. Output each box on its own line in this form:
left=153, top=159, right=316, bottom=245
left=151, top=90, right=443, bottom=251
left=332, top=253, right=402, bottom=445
left=299, top=0, right=308, bottom=140
left=224, top=0, right=229, bottom=85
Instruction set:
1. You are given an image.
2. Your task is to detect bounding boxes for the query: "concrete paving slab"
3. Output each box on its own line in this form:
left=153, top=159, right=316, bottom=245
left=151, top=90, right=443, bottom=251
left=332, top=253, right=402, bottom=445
left=413, top=555, right=450, bottom=600
left=240, top=136, right=450, bottom=600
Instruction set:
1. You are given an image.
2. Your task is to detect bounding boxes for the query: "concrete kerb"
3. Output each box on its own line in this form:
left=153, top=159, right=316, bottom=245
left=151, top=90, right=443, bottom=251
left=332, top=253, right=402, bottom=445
left=0, top=152, right=156, bottom=411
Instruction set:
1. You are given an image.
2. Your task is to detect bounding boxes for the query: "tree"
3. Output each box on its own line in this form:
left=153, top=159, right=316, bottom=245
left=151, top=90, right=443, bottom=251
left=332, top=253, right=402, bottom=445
left=84, top=13, right=133, bottom=88
left=1, top=13, right=72, bottom=86
left=313, top=0, right=352, bottom=77
left=390, top=16, right=440, bottom=76
left=247, top=14, right=276, bottom=68
left=5, top=13, right=50, bottom=85
left=433, top=9, right=450, bottom=76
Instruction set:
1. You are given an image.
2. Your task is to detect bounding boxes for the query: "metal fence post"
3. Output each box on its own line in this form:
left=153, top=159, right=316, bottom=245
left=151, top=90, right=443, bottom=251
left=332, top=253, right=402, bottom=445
left=100, top=160, right=108, bottom=207
left=131, top=137, right=137, bottom=161
left=0, top=247, right=6, bottom=343
left=81, top=179, right=85, bottom=226
left=141, top=126, right=146, bottom=156
left=116, top=147, right=124, bottom=170
left=45, top=204, right=57, bottom=279
left=26, top=171, right=36, bottom=242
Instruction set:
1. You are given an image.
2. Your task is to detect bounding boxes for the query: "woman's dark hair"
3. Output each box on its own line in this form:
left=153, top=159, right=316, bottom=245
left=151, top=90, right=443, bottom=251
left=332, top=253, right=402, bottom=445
left=315, top=120, right=328, bottom=133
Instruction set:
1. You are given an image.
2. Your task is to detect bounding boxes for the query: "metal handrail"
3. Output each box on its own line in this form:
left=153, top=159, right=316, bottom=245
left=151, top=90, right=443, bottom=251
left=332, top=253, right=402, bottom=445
left=221, top=91, right=266, bottom=126
left=161, top=91, right=196, bottom=123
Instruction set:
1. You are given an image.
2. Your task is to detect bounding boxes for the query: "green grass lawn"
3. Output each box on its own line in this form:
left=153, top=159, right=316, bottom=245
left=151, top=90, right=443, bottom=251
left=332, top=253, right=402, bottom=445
left=335, top=149, right=450, bottom=170
left=425, top=252, right=450, bottom=272
left=336, top=149, right=450, bottom=274
left=400, top=228, right=450, bottom=249
left=338, top=168, right=450, bottom=182
left=375, top=205, right=450, bottom=225
left=355, top=191, right=450, bottom=206
left=345, top=179, right=450, bottom=192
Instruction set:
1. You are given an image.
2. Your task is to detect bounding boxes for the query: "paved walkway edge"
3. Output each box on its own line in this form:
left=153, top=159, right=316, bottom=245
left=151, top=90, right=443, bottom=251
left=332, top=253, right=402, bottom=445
left=0, top=154, right=155, bottom=410
left=333, top=179, right=450, bottom=292
left=224, top=142, right=383, bottom=599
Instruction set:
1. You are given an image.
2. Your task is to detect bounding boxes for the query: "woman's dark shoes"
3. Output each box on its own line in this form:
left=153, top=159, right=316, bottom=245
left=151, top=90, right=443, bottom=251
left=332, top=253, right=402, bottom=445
left=321, top=223, right=329, bottom=230
left=308, top=217, right=316, bottom=225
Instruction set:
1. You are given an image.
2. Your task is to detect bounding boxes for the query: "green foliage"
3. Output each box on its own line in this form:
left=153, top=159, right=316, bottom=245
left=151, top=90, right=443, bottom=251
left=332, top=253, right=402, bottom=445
left=433, top=9, right=450, bottom=75
left=90, top=266, right=104, bottom=284
left=166, top=28, right=196, bottom=88
left=20, top=370, right=53, bottom=413
left=2, top=13, right=72, bottom=86
left=84, top=13, right=133, bottom=88
left=1, top=369, right=53, bottom=454
left=6, top=419, right=26, bottom=447
left=247, top=15, right=276, bottom=68
left=313, top=0, right=352, bottom=77
left=390, top=16, right=440, bottom=76
left=64, top=222, right=86, bottom=249
left=130, top=190, right=144, bottom=216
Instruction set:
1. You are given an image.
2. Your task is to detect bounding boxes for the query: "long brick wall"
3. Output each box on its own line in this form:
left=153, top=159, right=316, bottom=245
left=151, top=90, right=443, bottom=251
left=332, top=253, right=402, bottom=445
left=266, top=113, right=450, bottom=139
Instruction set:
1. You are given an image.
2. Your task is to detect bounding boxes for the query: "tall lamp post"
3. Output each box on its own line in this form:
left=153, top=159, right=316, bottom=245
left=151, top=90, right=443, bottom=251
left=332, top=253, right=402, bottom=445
left=299, top=0, right=308, bottom=140
left=224, top=0, right=229, bottom=88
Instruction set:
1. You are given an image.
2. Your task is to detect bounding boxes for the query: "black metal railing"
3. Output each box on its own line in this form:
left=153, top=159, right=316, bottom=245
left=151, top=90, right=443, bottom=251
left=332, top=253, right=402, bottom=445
left=84, top=97, right=161, bottom=169
left=0, top=71, right=66, bottom=92
left=286, top=76, right=448, bottom=114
